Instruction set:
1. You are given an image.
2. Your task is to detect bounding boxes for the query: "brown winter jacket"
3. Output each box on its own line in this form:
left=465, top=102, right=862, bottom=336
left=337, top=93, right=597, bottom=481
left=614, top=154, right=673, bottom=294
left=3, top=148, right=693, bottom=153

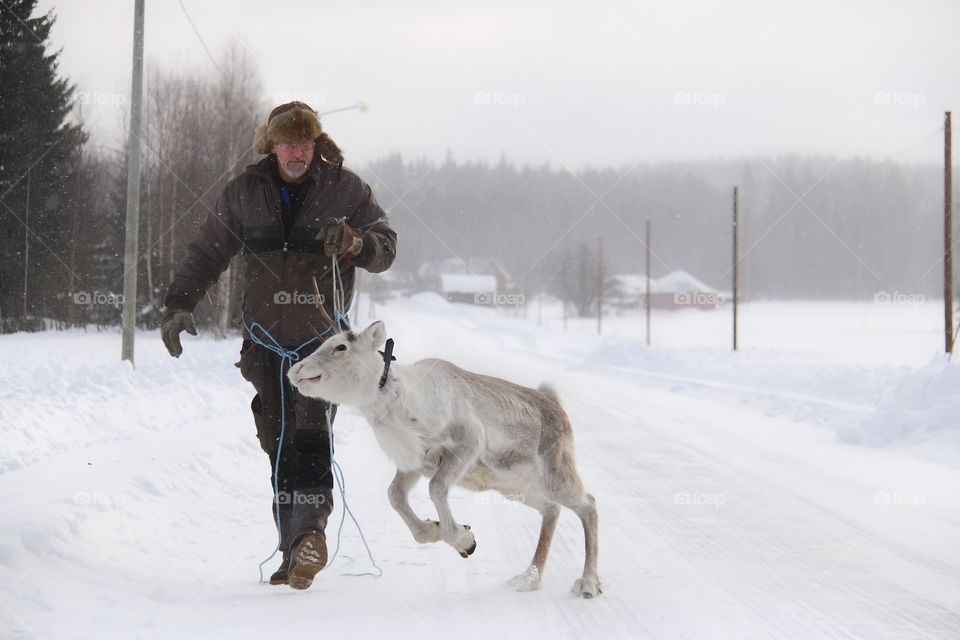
left=164, top=155, right=396, bottom=345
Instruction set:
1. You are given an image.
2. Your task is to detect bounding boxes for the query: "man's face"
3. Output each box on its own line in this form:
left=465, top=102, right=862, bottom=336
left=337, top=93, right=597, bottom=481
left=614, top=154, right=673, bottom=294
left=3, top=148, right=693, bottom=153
left=273, top=139, right=315, bottom=182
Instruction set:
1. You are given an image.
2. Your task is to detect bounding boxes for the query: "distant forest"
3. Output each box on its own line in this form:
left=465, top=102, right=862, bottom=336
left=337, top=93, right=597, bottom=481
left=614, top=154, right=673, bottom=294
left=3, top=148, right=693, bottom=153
left=1, top=5, right=953, bottom=333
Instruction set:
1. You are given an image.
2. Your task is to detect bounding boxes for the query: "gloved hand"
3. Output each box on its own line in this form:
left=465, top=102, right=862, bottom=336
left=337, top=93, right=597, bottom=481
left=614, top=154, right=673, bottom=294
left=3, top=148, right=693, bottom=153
left=322, top=217, right=363, bottom=257
left=161, top=309, right=197, bottom=358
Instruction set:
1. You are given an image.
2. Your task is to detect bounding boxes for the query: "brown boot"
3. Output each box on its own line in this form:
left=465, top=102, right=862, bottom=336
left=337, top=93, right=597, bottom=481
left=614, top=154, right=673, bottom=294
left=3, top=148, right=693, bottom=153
left=269, top=550, right=290, bottom=585
left=287, top=533, right=327, bottom=590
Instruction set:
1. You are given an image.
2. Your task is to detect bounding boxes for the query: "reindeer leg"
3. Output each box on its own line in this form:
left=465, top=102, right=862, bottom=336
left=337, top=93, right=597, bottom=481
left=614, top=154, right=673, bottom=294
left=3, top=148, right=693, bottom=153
left=387, top=469, right=441, bottom=544
left=509, top=502, right=560, bottom=591
left=565, top=492, right=601, bottom=598
left=428, top=432, right=480, bottom=557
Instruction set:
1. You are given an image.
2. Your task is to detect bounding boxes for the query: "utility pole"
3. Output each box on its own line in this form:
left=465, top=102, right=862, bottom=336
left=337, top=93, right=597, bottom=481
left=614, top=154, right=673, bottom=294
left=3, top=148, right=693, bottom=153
left=121, top=0, right=145, bottom=364
left=597, top=236, right=603, bottom=335
left=945, top=111, right=953, bottom=354
left=645, top=218, right=651, bottom=347
left=733, top=186, right=740, bottom=352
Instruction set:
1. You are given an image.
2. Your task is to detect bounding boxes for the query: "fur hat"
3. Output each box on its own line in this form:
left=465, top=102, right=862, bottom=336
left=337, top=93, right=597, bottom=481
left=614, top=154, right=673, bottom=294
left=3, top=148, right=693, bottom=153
left=253, top=101, right=343, bottom=165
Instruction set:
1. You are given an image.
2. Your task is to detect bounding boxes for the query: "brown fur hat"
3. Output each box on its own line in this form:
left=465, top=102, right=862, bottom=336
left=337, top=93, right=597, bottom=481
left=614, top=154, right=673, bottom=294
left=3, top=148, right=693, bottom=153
left=253, top=101, right=344, bottom=165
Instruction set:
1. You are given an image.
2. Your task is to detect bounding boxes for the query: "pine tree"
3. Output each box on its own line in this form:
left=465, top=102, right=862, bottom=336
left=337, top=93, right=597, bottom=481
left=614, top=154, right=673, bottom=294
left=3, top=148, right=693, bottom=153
left=0, top=0, right=85, bottom=330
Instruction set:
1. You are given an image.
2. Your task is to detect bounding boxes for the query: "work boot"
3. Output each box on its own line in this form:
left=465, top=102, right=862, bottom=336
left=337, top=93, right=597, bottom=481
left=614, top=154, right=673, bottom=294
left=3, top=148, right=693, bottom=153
left=269, top=549, right=291, bottom=585
left=287, top=532, right=327, bottom=590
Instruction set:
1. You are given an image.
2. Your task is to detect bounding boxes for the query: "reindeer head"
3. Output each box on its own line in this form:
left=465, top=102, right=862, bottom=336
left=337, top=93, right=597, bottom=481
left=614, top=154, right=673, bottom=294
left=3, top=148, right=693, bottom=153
left=287, top=321, right=388, bottom=406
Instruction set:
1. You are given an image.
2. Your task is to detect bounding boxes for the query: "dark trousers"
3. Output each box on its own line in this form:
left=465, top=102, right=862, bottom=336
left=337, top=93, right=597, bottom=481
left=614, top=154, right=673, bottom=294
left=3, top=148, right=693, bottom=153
left=239, top=339, right=335, bottom=551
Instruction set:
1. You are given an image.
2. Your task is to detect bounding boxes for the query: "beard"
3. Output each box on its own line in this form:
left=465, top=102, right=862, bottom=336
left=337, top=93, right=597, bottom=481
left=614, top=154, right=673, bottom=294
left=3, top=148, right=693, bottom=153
left=282, top=159, right=308, bottom=179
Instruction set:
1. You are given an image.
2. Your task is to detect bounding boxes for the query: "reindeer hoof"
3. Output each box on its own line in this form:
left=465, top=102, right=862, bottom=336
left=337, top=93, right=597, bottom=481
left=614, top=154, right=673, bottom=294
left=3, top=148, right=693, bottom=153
left=572, top=577, right=603, bottom=598
left=508, top=565, right=542, bottom=591
left=459, top=540, right=477, bottom=558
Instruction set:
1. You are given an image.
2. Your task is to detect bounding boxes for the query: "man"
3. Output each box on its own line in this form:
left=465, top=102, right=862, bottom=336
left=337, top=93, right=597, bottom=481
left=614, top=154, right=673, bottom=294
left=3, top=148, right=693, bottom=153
left=160, top=101, right=397, bottom=590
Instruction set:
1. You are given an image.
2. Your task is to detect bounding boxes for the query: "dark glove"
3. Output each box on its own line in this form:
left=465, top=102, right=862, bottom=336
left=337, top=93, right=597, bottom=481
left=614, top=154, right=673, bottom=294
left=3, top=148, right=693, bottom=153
left=161, top=310, right=197, bottom=358
left=322, top=217, right=363, bottom=257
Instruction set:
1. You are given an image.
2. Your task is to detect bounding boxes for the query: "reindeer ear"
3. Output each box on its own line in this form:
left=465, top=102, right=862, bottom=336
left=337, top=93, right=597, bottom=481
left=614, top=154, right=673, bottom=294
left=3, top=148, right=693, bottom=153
left=360, top=321, right=387, bottom=348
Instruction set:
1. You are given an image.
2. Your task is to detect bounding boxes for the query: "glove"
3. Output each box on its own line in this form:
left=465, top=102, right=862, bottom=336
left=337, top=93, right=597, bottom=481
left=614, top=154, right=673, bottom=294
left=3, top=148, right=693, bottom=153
left=322, top=217, right=363, bottom=258
left=161, top=310, right=197, bottom=358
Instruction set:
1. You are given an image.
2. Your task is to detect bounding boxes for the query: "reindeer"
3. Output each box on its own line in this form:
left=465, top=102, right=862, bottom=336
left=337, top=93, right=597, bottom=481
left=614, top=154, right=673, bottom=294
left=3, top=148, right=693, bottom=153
left=286, top=321, right=602, bottom=597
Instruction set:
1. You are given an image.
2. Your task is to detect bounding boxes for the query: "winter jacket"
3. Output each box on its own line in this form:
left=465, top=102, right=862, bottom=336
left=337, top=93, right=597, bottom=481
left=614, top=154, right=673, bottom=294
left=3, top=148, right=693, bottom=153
left=164, top=156, right=396, bottom=345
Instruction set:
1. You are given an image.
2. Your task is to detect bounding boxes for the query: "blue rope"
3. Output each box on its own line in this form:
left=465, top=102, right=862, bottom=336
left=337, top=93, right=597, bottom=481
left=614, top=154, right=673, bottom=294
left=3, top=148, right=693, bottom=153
left=248, top=255, right=382, bottom=582
left=325, top=255, right=382, bottom=576
left=326, top=404, right=383, bottom=578
left=243, top=313, right=324, bottom=584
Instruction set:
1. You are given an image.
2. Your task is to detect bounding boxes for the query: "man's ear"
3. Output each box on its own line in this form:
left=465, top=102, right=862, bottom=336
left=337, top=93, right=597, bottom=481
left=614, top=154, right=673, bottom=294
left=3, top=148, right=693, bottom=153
left=360, top=320, right=387, bottom=348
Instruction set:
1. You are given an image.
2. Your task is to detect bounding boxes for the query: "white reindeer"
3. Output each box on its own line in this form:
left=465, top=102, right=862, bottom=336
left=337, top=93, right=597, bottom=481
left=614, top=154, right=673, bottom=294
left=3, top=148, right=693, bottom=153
left=287, top=321, right=602, bottom=597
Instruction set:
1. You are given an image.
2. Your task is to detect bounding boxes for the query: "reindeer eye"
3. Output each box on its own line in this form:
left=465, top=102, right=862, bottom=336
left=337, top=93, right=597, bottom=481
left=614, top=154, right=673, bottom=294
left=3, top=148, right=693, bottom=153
left=335, top=344, right=347, bottom=352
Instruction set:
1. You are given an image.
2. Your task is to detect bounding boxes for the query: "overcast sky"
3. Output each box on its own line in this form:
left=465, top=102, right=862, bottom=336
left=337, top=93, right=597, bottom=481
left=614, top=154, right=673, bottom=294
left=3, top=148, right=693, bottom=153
left=36, top=0, right=960, bottom=170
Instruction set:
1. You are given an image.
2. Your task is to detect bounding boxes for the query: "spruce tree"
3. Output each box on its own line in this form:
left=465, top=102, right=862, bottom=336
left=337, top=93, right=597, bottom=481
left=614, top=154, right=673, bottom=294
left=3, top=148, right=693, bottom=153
left=0, top=0, right=85, bottom=330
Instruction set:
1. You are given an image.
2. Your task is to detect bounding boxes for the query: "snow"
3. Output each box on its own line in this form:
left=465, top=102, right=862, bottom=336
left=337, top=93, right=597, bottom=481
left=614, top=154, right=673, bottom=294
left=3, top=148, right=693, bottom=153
left=1, top=297, right=959, bottom=639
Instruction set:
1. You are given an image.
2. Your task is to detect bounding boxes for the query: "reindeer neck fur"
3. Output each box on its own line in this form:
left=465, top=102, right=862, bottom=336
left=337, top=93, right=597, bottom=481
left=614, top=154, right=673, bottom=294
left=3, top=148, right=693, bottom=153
left=353, top=360, right=451, bottom=472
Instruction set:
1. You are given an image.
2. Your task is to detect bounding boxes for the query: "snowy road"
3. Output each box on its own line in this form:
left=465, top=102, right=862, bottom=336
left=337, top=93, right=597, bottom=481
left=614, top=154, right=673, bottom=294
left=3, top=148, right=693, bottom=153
left=2, top=299, right=959, bottom=639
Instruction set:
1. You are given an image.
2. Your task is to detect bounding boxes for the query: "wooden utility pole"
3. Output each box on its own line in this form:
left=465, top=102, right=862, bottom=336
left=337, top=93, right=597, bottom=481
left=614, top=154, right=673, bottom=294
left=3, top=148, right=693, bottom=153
left=733, top=186, right=740, bottom=352
left=645, top=218, right=651, bottom=347
left=597, top=236, right=603, bottom=335
left=121, top=0, right=145, bottom=364
left=945, top=111, right=953, bottom=353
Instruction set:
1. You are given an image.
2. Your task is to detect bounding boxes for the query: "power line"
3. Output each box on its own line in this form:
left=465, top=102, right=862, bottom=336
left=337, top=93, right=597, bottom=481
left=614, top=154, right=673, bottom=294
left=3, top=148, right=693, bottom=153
left=177, top=0, right=222, bottom=75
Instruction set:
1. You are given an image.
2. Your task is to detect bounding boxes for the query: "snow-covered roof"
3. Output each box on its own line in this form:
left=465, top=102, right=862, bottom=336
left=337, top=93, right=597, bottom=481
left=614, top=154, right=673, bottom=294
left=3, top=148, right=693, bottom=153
left=609, top=274, right=649, bottom=296
left=652, top=270, right=722, bottom=294
left=418, top=258, right=512, bottom=282
left=610, top=271, right=723, bottom=295
left=440, top=274, right=497, bottom=294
